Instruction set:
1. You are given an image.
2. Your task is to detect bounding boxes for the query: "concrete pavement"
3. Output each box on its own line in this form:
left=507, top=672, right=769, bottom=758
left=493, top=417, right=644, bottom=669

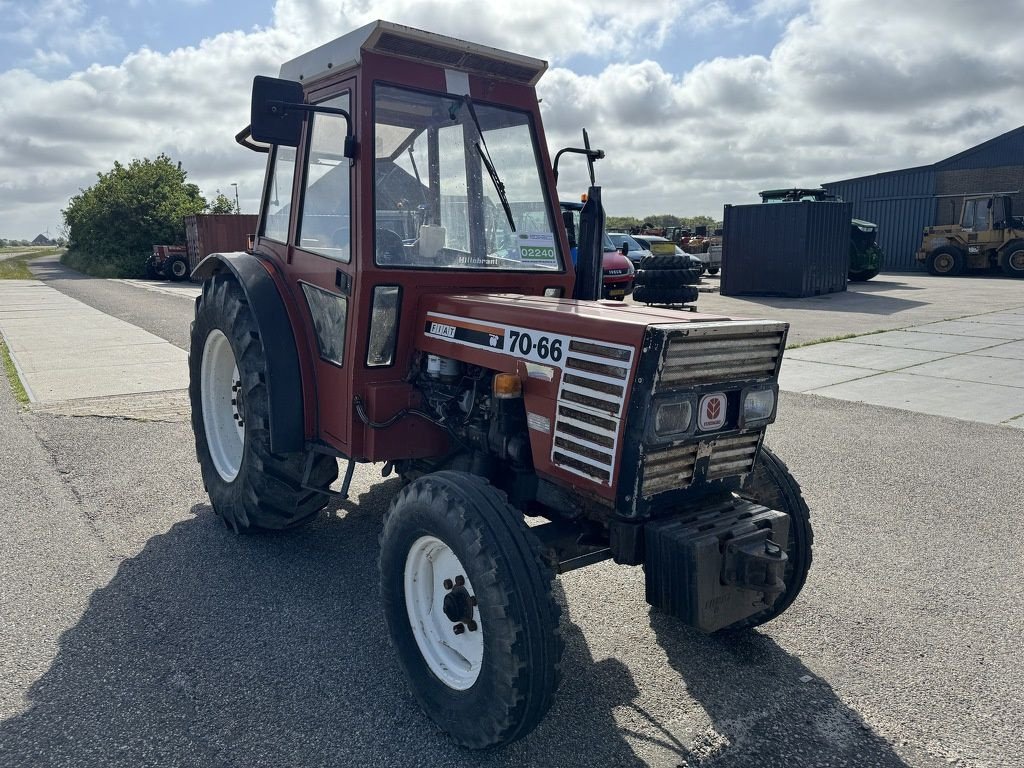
left=780, top=306, right=1024, bottom=427
left=0, top=280, right=187, bottom=403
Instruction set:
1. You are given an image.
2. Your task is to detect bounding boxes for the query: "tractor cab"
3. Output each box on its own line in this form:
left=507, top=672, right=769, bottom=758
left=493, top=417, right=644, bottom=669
left=223, top=21, right=583, bottom=456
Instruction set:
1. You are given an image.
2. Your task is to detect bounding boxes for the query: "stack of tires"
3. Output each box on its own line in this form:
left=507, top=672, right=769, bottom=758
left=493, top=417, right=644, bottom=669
left=632, top=254, right=701, bottom=306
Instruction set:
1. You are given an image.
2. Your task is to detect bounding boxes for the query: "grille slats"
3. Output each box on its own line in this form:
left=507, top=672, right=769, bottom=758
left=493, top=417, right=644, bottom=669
left=658, top=327, right=785, bottom=390
left=642, top=432, right=761, bottom=496
left=551, top=338, right=634, bottom=485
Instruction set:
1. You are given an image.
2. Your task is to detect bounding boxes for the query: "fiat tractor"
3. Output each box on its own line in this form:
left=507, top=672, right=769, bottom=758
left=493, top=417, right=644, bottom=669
left=189, top=21, right=812, bottom=749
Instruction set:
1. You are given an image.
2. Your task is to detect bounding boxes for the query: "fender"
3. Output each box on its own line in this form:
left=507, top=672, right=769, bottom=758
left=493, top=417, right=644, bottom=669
left=193, top=252, right=304, bottom=454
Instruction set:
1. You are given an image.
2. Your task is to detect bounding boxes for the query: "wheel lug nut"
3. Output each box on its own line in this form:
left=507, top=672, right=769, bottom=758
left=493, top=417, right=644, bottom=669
left=453, top=623, right=465, bottom=635
left=466, top=620, right=477, bottom=632
left=443, top=578, right=453, bottom=590
left=454, top=575, right=465, bottom=586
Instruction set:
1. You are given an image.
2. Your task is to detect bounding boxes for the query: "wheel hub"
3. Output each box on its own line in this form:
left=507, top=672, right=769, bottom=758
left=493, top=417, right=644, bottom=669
left=442, top=577, right=477, bottom=627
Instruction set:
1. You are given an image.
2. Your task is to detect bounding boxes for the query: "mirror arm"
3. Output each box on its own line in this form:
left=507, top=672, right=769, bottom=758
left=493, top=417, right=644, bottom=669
left=553, top=143, right=605, bottom=184
left=266, top=100, right=358, bottom=159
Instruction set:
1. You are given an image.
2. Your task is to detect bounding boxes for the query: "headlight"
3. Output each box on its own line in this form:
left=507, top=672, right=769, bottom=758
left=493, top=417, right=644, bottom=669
left=626, top=259, right=636, bottom=275
left=742, top=387, right=776, bottom=425
left=654, top=400, right=692, bottom=436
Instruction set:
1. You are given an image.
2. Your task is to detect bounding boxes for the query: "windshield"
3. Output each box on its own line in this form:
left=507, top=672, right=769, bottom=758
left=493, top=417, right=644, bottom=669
left=607, top=233, right=644, bottom=252
left=373, top=85, right=562, bottom=271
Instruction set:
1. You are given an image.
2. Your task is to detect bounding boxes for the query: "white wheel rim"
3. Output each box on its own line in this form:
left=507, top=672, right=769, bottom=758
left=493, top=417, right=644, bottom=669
left=201, top=329, right=245, bottom=482
left=404, top=535, right=483, bottom=690
left=172, top=260, right=187, bottom=276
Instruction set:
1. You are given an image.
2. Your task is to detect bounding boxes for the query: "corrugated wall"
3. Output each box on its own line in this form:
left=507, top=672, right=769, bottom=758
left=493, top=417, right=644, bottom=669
left=823, top=167, right=936, bottom=271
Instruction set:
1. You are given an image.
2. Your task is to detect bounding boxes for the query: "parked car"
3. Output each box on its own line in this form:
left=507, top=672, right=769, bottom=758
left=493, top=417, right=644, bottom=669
left=560, top=203, right=635, bottom=299
left=632, top=234, right=706, bottom=275
left=607, top=231, right=652, bottom=265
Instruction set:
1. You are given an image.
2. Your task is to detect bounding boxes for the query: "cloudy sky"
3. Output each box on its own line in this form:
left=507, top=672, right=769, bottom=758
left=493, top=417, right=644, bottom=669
left=1, top=0, right=1022, bottom=239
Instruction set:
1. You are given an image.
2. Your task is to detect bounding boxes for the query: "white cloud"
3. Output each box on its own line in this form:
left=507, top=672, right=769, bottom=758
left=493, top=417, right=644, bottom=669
left=1, top=0, right=1023, bottom=238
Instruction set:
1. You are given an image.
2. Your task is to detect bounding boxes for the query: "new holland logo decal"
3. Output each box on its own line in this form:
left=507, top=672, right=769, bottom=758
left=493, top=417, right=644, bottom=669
left=698, top=392, right=727, bottom=431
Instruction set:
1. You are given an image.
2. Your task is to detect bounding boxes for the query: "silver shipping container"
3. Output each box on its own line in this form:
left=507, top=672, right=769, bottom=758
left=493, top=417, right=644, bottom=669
left=721, top=201, right=850, bottom=298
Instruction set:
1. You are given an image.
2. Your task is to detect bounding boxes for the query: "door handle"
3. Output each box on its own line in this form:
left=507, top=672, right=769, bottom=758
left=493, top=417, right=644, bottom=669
left=335, top=269, right=351, bottom=296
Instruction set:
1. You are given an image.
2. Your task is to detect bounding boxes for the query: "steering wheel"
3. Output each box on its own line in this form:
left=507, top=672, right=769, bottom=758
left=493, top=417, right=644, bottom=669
left=375, top=228, right=406, bottom=265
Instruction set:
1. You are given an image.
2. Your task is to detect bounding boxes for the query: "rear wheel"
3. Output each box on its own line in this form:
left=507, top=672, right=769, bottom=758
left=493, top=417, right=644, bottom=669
left=998, top=243, right=1024, bottom=278
left=167, top=254, right=190, bottom=281
left=189, top=274, right=338, bottom=532
left=848, top=268, right=880, bottom=281
left=380, top=471, right=562, bottom=748
left=707, top=266, right=720, bottom=275
left=723, top=446, right=813, bottom=631
left=926, top=246, right=964, bottom=276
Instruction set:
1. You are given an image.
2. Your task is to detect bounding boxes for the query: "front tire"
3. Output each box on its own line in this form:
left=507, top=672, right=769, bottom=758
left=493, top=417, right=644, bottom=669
left=380, top=471, right=563, bottom=748
left=189, top=274, right=337, bottom=532
left=926, top=246, right=964, bottom=276
left=724, top=446, right=813, bottom=631
left=848, top=268, right=880, bottom=281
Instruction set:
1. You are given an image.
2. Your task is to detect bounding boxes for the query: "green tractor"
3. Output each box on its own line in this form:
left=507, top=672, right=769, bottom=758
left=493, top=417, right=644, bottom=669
left=759, top=188, right=884, bottom=282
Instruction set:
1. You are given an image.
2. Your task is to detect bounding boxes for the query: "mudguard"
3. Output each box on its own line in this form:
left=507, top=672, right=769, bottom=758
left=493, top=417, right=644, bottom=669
left=193, top=252, right=304, bottom=454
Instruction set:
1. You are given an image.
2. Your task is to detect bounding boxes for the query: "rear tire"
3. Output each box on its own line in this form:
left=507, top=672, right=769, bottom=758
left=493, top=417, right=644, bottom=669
left=633, top=284, right=699, bottom=305
left=167, top=254, right=190, bottom=281
left=189, top=274, right=338, bottom=532
left=723, top=446, right=813, bottom=632
left=708, top=266, right=720, bottom=275
left=926, top=246, right=964, bottom=276
left=848, top=268, right=880, bottom=281
left=380, top=471, right=562, bottom=749
left=998, top=243, right=1024, bottom=277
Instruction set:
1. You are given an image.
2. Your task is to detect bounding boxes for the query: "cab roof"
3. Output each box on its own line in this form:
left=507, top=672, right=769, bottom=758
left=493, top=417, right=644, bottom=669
left=279, top=20, right=548, bottom=87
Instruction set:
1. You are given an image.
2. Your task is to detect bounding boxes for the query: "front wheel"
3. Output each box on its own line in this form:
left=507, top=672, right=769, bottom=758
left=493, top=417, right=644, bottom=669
left=926, top=246, right=964, bottom=276
left=380, top=471, right=563, bottom=748
left=724, top=446, right=813, bottom=632
left=189, top=274, right=338, bottom=531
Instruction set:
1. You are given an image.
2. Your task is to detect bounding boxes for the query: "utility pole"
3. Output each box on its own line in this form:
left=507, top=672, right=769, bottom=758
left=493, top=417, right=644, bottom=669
left=231, top=182, right=240, bottom=214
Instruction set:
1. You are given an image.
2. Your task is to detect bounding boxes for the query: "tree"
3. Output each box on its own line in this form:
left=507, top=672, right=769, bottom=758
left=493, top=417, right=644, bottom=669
left=208, top=193, right=236, bottom=214
left=62, top=154, right=206, bottom=273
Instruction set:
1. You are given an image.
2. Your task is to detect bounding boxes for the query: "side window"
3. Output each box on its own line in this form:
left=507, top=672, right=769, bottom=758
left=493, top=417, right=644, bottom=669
left=299, top=93, right=351, bottom=260
left=262, top=146, right=296, bottom=243
left=962, top=199, right=975, bottom=230
left=975, top=199, right=991, bottom=232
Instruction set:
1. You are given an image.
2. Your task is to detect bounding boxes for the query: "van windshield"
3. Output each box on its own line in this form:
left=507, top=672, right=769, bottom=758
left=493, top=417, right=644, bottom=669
left=373, top=84, right=563, bottom=271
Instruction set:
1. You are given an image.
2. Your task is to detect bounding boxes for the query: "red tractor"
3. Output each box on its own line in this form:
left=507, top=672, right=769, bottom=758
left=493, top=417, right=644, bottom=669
left=190, top=21, right=811, bottom=749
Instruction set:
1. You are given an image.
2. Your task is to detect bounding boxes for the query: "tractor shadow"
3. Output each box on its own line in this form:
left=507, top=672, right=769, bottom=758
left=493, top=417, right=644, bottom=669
left=645, top=613, right=911, bottom=767
left=0, top=479, right=643, bottom=768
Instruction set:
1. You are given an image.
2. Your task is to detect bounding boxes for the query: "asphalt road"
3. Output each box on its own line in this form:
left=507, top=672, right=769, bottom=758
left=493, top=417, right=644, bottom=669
left=1, top=267, right=1021, bottom=767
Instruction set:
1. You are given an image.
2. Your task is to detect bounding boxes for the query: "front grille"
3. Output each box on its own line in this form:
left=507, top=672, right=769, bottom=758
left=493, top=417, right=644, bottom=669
left=641, top=431, right=762, bottom=497
left=657, top=321, right=785, bottom=390
left=706, top=432, right=761, bottom=479
left=551, top=338, right=634, bottom=484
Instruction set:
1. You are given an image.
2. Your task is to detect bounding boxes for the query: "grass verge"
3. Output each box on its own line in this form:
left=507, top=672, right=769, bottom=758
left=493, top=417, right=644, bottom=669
left=61, top=249, right=146, bottom=278
left=0, top=248, right=64, bottom=280
left=0, top=336, right=29, bottom=405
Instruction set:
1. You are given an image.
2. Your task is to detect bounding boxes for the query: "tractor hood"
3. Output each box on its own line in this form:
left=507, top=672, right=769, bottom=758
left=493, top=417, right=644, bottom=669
left=417, top=293, right=738, bottom=364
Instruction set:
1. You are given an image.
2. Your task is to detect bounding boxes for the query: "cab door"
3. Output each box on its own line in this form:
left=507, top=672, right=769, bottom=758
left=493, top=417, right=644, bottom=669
left=286, top=83, right=356, bottom=450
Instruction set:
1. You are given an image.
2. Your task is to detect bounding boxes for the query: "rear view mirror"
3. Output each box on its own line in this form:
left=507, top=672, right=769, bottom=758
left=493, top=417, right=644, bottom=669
left=250, top=75, right=305, bottom=147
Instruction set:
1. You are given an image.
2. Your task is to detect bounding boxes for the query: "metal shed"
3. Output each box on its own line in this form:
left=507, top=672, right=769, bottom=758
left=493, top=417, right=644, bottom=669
left=823, top=125, right=1024, bottom=271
